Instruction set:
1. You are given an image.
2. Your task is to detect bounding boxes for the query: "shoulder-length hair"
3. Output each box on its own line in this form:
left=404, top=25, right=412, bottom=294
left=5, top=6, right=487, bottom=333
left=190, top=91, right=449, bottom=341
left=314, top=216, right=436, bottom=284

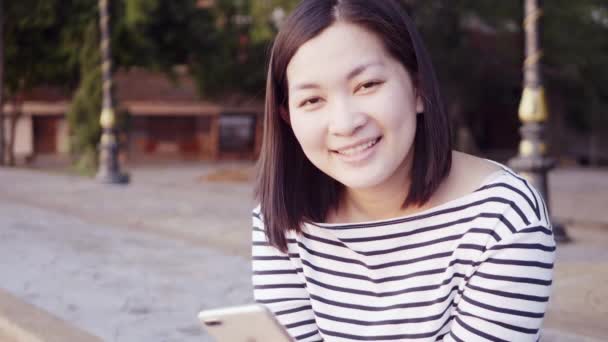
left=255, top=0, right=452, bottom=252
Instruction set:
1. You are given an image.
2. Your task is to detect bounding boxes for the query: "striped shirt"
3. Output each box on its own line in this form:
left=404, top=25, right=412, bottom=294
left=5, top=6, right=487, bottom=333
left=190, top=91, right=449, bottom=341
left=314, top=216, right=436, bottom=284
left=252, top=167, right=556, bottom=341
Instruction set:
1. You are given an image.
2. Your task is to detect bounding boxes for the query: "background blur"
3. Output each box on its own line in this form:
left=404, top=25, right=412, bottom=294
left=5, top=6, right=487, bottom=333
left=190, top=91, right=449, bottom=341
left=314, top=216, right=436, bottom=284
left=0, top=1, right=607, bottom=341
left=1, top=0, right=607, bottom=169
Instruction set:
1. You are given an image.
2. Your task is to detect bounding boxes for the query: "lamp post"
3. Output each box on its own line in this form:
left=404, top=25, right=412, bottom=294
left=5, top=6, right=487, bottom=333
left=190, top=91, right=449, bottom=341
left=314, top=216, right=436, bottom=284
left=96, top=0, right=128, bottom=184
left=509, top=0, right=568, bottom=242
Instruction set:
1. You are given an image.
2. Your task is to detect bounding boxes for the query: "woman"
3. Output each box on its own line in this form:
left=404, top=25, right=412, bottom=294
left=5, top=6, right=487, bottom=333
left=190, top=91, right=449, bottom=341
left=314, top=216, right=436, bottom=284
left=253, top=1, right=555, bottom=341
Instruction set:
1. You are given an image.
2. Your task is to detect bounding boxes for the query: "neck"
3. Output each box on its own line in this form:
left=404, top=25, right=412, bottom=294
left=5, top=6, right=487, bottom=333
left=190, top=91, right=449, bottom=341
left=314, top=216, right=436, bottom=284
left=340, top=151, right=414, bottom=222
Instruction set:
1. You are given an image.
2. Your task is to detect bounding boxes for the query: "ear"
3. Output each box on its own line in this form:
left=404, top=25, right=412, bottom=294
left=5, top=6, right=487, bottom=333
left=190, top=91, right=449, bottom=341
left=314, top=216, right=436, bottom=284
left=415, top=89, right=425, bottom=114
left=412, top=74, right=425, bottom=114
left=279, top=106, right=290, bottom=124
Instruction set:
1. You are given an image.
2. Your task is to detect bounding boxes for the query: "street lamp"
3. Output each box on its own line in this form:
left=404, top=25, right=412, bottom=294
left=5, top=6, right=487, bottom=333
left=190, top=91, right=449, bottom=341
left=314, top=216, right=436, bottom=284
left=96, top=0, right=129, bottom=184
left=509, top=0, right=569, bottom=242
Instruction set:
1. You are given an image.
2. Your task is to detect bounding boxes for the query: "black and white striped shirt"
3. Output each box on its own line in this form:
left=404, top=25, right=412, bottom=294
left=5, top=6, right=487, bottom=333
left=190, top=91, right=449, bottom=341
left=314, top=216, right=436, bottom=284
left=252, top=168, right=556, bottom=341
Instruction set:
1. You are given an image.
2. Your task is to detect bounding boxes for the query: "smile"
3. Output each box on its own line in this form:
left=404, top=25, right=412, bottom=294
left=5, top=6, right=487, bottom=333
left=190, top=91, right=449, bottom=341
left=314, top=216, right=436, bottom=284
left=333, top=136, right=382, bottom=156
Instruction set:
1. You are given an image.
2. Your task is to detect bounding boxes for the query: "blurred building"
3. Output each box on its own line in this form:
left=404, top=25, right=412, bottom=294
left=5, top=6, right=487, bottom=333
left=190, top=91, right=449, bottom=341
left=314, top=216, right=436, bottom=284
left=1, top=67, right=263, bottom=164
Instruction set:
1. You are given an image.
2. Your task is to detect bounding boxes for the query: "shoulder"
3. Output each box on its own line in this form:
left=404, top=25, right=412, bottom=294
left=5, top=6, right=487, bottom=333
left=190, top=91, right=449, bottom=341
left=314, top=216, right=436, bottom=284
left=482, top=166, right=547, bottom=221
left=448, top=151, right=502, bottom=189
left=458, top=162, right=555, bottom=251
left=442, top=154, right=554, bottom=247
left=429, top=152, right=501, bottom=207
left=447, top=152, right=550, bottom=229
left=478, top=171, right=556, bottom=257
left=468, top=166, right=554, bottom=246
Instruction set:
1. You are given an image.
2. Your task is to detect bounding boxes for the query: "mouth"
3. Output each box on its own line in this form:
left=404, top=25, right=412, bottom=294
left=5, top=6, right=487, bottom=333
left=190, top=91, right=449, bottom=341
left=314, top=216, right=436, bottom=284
left=332, top=136, right=382, bottom=157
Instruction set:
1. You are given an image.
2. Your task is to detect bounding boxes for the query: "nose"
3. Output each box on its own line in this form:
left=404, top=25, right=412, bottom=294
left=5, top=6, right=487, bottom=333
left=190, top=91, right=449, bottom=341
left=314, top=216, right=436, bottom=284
left=327, top=96, right=367, bottom=136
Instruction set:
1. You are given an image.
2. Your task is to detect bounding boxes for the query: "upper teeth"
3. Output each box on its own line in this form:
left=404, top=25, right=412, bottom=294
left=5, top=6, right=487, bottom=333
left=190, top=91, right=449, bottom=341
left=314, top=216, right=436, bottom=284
left=337, top=138, right=378, bottom=156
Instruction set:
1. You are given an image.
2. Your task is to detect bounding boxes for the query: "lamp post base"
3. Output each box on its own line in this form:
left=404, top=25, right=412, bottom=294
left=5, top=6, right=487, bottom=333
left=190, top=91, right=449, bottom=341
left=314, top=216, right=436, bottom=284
left=97, top=132, right=129, bottom=185
left=551, top=219, right=571, bottom=243
left=96, top=170, right=130, bottom=184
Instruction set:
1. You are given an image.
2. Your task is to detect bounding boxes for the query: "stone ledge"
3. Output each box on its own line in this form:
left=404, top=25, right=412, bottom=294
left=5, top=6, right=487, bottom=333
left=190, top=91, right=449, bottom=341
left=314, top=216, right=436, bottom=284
left=0, top=288, right=101, bottom=342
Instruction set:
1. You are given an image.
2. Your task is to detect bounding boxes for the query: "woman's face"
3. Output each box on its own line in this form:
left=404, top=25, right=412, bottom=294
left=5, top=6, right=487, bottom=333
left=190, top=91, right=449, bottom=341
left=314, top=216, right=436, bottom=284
left=286, top=22, right=423, bottom=191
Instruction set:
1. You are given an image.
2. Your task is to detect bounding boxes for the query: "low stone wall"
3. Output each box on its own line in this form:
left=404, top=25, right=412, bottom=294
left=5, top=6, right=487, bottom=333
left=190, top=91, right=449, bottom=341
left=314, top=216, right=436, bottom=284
left=0, top=289, right=101, bottom=342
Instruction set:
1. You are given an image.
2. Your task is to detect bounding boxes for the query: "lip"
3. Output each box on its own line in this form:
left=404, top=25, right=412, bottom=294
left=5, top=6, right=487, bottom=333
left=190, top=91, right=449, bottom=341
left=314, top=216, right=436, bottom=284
left=331, top=136, right=382, bottom=152
left=331, top=136, right=382, bottom=164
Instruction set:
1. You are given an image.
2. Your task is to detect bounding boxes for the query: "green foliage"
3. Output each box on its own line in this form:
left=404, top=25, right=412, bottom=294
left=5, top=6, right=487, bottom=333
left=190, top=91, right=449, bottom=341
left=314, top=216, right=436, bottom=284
left=66, top=22, right=102, bottom=175
left=190, top=0, right=254, bottom=96
left=406, top=0, right=608, bottom=144
left=249, top=0, right=299, bottom=43
left=3, top=0, right=76, bottom=95
left=115, top=0, right=214, bottom=75
left=5, top=0, right=212, bottom=172
left=190, top=0, right=299, bottom=98
left=5, top=0, right=607, bottom=166
left=403, top=1, right=522, bottom=149
left=543, top=0, right=608, bottom=132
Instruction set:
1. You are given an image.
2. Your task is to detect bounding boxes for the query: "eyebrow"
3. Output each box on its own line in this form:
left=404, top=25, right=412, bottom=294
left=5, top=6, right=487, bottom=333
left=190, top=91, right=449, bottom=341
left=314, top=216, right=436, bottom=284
left=290, top=61, right=384, bottom=92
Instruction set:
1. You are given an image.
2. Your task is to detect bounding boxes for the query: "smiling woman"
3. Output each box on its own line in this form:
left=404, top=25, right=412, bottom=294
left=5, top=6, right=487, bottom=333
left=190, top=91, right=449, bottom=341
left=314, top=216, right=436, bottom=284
left=252, top=1, right=555, bottom=341
left=286, top=22, right=422, bottom=193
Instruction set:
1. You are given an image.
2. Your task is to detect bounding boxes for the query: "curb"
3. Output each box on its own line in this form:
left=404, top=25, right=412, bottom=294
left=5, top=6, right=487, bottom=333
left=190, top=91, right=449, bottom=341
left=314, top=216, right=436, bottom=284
left=0, top=288, right=101, bottom=342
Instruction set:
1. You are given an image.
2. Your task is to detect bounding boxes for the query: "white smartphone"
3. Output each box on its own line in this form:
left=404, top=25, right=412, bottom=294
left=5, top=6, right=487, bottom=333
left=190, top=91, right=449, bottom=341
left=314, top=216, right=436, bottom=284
left=198, top=304, right=294, bottom=342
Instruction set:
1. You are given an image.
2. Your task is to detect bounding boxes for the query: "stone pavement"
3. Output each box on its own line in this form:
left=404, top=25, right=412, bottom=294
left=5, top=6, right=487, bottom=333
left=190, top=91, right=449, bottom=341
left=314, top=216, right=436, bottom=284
left=0, top=163, right=607, bottom=341
left=0, top=194, right=252, bottom=341
left=0, top=162, right=256, bottom=341
left=547, top=167, right=608, bottom=226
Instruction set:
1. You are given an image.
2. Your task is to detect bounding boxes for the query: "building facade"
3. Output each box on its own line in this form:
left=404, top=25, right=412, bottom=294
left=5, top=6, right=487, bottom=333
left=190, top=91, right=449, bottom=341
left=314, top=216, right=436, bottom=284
left=1, top=68, right=263, bottom=164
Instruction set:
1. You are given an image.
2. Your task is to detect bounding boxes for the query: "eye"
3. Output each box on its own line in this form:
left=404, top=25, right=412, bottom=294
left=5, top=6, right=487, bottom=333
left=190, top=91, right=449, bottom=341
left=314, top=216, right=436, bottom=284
left=355, top=80, right=384, bottom=93
left=298, top=97, right=322, bottom=108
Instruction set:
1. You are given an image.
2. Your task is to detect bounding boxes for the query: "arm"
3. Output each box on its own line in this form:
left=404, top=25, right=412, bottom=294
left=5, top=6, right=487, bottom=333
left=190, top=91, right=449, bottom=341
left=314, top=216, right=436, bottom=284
left=444, top=222, right=556, bottom=341
left=251, top=211, right=324, bottom=342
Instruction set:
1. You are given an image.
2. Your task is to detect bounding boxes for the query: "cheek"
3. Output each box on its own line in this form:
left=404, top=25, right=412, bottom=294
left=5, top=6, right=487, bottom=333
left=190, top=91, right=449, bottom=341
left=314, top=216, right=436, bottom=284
left=384, top=104, right=416, bottom=128
left=290, top=116, right=327, bottom=153
left=366, top=98, right=415, bottom=132
left=381, top=84, right=418, bottom=128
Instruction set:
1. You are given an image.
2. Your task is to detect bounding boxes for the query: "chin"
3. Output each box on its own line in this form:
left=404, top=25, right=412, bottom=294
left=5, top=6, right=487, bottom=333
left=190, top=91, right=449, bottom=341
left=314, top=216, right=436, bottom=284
left=331, top=167, right=395, bottom=191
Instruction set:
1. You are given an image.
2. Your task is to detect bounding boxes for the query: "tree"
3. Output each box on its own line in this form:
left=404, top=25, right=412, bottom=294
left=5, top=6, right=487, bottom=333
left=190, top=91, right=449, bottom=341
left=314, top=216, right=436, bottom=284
left=0, top=0, right=4, bottom=165
left=3, top=0, right=215, bottom=171
left=66, top=21, right=103, bottom=174
left=30, top=0, right=214, bottom=172
left=543, top=0, right=608, bottom=164
left=5, top=1, right=606, bottom=167
left=402, top=1, right=522, bottom=152
left=405, top=1, right=608, bottom=160
left=65, top=0, right=213, bottom=173
left=2, top=0, right=76, bottom=166
left=188, top=0, right=300, bottom=100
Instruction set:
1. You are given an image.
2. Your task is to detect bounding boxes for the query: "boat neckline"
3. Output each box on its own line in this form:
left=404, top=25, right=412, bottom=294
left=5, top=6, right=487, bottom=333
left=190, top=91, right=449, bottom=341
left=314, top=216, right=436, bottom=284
left=306, top=168, right=509, bottom=228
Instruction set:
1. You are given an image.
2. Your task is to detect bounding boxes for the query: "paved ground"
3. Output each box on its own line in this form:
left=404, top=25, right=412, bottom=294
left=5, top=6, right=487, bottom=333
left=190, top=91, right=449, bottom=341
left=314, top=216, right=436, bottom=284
left=0, top=162, right=256, bottom=342
left=0, top=162, right=607, bottom=341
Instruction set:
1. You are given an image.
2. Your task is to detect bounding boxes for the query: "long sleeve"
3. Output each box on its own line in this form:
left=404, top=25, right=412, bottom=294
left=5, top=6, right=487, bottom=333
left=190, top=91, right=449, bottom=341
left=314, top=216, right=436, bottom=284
left=443, top=221, right=556, bottom=342
left=251, top=210, right=324, bottom=342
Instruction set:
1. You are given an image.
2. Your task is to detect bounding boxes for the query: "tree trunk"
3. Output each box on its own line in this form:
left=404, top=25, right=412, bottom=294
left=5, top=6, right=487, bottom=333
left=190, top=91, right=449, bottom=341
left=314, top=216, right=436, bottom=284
left=7, top=95, right=22, bottom=166
left=0, top=0, right=5, bottom=166
left=589, top=93, right=599, bottom=167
